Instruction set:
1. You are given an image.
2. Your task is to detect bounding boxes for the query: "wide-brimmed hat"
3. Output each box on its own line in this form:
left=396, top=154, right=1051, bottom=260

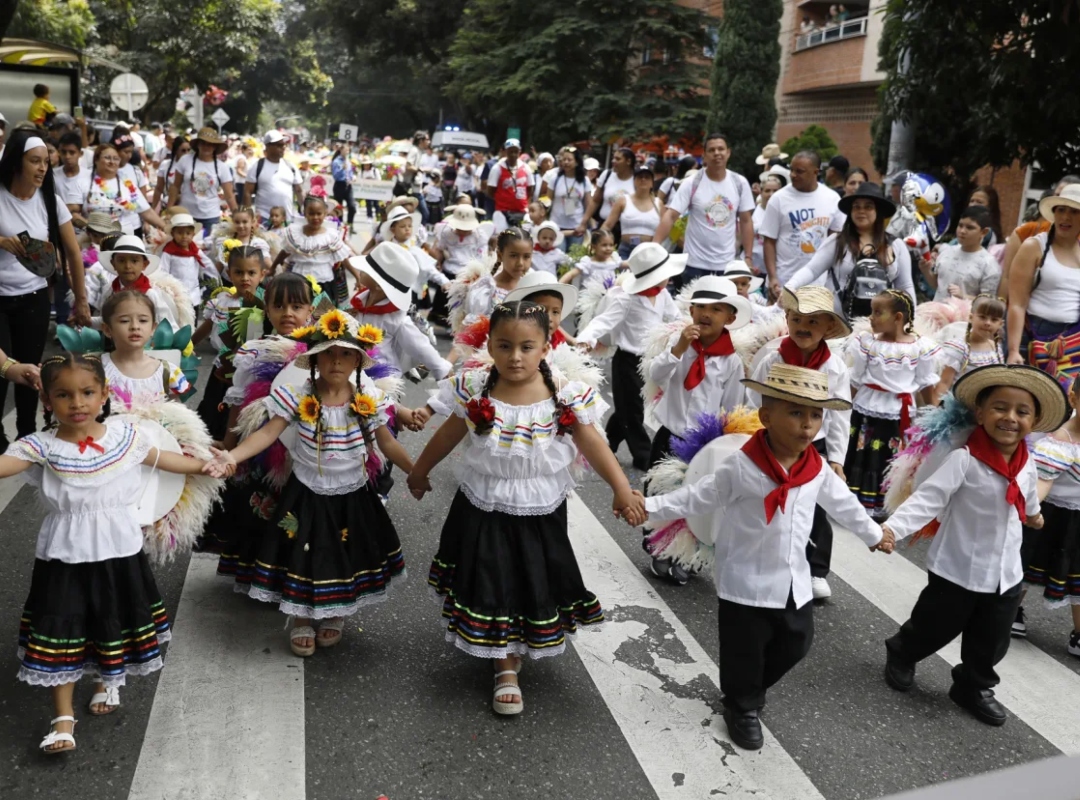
left=98, top=234, right=160, bottom=275
left=349, top=241, right=418, bottom=311
left=779, top=286, right=852, bottom=340
left=531, top=220, right=565, bottom=249
left=359, top=155, right=374, bottom=166
left=168, top=212, right=196, bottom=230
left=952, top=364, right=1070, bottom=433
left=624, top=242, right=687, bottom=295
left=85, top=211, right=121, bottom=235
left=504, top=270, right=578, bottom=317
left=1039, top=184, right=1080, bottom=223
left=838, top=181, right=896, bottom=218
left=743, top=363, right=852, bottom=410
left=686, top=275, right=752, bottom=331
left=755, top=143, right=789, bottom=166
left=194, top=127, right=225, bottom=146
left=378, top=205, right=422, bottom=242
left=293, top=310, right=378, bottom=371
left=386, top=196, right=419, bottom=214
left=446, top=204, right=483, bottom=232
left=758, top=163, right=791, bottom=186
left=722, top=260, right=765, bottom=292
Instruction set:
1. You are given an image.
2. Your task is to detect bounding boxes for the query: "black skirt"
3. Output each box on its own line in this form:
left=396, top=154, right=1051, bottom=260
left=428, top=490, right=603, bottom=660
left=17, top=552, right=171, bottom=688
left=1022, top=500, right=1080, bottom=606
left=196, top=372, right=231, bottom=441
left=214, top=464, right=282, bottom=573
left=237, top=475, right=405, bottom=619
left=845, top=410, right=902, bottom=519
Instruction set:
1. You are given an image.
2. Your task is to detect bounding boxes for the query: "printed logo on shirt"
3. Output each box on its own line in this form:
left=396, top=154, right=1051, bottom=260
left=192, top=170, right=216, bottom=197
left=704, top=194, right=735, bottom=229
left=787, top=208, right=832, bottom=254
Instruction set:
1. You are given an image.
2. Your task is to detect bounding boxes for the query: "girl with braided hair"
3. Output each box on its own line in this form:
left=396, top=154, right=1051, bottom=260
left=212, top=310, right=413, bottom=657
left=932, top=294, right=1006, bottom=405
left=408, top=300, right=643, bottom=716
left=845, top=289, right=940, bottom=519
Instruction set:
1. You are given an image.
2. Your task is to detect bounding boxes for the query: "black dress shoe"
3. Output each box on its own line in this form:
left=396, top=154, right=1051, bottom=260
left=948, top=683, right=1007, bottom=726
left=884, top=651, right=915, bottom=692
left=723, top=708, right=764, bottom=750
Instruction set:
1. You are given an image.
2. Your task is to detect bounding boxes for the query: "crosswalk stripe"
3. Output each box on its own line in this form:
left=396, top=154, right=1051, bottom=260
left=830, top=526, right=1080, bottom=754
left=567, top=493, right=824, bottom=800
left=128, top=557, right=306, bottom=800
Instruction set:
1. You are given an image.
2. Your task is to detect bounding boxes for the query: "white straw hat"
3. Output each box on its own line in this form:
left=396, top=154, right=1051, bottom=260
left=721, top=260, right=765, bottom=292
left=168, top=213, right=196, bottom=229
left=1039, top=184, right=1080, bottom=223
left=742, top=363, right=852, bottom=410
left=685, top=275, right=752, bottom=331
left=446, top=204, right=482, bottom=232
left=379, top=205, right=422, bottom=242
left=623, top=242, right=687, bottom=295
left=504, top=270, right=578, bottom=317
left=349, top=241, right=419, bottom=311
left=952, top=364, right=1070, bottom=433
left=98, top=234, right=160, bottom=275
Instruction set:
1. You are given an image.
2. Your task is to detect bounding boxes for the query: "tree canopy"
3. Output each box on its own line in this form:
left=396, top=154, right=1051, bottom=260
left=782, top=125, right=839, bottom=164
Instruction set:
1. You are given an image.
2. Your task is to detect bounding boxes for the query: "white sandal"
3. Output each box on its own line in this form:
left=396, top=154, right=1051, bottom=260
left=289, top=625, right=317, bottom=657
left=40, top=716, right=77, bottom=755
left=315, top=618, right=345, bottom=649
left=493, top=670, right=523, bottom=716
left=88, top=685, right=120, bottom=716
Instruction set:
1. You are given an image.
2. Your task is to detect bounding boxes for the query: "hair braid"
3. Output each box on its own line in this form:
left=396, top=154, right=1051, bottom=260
left=538, top=358, right=558, bottom=397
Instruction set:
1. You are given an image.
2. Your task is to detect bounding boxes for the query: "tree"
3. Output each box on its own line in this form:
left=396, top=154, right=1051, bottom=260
left=7, top=0, right=96, bottom=49
left=706, top=0, right=783, bottom=178
left=781, top=124, right=839, bottom=164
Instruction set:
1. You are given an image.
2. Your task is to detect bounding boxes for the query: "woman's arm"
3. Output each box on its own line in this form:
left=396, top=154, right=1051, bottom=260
left=406, top=414, right=468, bottom=498
left=139, top=207, right=168, bottom=231
left=151, top=175, right=166, bottom=210
left=601, top=196, right=626, bottom=232
left=59, top=219, right=91, bottom=326
left=374, top=425, right=413, bottom=473
left=167, top=177, right=181, bottom=209
left=1000, top=229, right=1024, bottom=294
left=786, top=234, right=840, bottom=291
left=222, top=181, right=237, bottom=214
left=1007, top=238, right=1041, bottom=364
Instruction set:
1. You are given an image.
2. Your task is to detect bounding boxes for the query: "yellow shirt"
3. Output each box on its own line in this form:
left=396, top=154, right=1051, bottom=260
left=28, top=97, right=56, bottom=125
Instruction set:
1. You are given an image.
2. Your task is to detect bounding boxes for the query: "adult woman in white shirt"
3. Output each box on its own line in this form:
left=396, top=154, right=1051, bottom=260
left=82, top=143, right=166, bottom=236
left=577, top=147, right=636, bottom=239
left=540, top=147, right=591, bottom=251
left=602, top=166, right=663, bottom=259
left=167, top=127, right=238, bottom=236
left=151, top=134, right=190, bottom=210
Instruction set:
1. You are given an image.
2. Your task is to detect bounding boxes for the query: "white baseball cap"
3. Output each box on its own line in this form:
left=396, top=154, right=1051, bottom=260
left=583, top=157, right=600, bottom=171
left=504, top=138, right=521, bottom=150
left=264, top=130, right=287, bottom=144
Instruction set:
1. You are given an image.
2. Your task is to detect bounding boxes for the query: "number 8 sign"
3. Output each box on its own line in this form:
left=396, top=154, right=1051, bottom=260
left=338, top=124, right=359, bottom=143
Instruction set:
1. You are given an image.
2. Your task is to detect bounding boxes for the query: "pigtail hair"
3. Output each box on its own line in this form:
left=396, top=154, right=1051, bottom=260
left=538, top=359, right=558, bottom=397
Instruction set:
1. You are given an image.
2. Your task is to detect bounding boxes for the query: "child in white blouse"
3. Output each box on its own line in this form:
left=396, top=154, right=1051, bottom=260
left=100, top=291, right=191, bottom=409
left=559, top=228, right=620, bottom=285
left=845, top=289, right=939, bottom=520
left=270, top=196, right=354, bottom=289
left=462, top=227, right=533, bottom=323
left=0, top=353, right=224, bottom=754
left=212, top=206, right=270, bottom=270
left=882, top=365, right=1067, bottom=726
left=408, top=301, right=641, bottom=716
left=530, top=221, right=571, bottom=276
left=931, top=294, right=1005, bottom=405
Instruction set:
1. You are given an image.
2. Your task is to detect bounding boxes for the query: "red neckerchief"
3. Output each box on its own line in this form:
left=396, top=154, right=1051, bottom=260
left=684, top=330, right=735, bottom=391
left=864, top=383, right=914, bottom=442
left=741, top=429, right=823, bottom=523
left=637, top=286, right=664, bottom=298
left=78, top=436, right=105, bottom=454
left=778, top=336, right=831, bottom=371
left=163, top=241, right=201, bottom=258
left=535, top=244, right=555, bottom=254
left=551, top=329, right=567, bottom=347
left=350, top=290, right=398, bottom=315
left=112, top=274, right=152, bottom=294
left=965, top=425, right=1030, bottom=523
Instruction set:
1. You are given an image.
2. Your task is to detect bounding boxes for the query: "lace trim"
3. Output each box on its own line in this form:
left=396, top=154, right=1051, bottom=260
left=852, top=401, right=901, bottom=421
left=16, top=653, right=166, bottom=688
left=1041, top=595, right=1080, bottom=610
left=443, top=624, right=604, bottom=661
left=236, top=571, right=406, bottom=619
left=461, top=484, right=570, bottom=516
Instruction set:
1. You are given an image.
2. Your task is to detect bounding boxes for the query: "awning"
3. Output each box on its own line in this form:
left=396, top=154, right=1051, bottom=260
left=0, top=38, right=130, bottom=72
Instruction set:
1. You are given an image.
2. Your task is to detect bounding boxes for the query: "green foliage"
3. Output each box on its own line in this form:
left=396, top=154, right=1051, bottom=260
left=706, top=0, right=783, bottom=178
left=8, top=0, right=96, bottom=49
left=781, top=125, right=839, bottom=163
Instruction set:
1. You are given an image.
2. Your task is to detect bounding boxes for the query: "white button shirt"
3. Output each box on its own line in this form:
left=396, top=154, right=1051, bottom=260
left=578, top=286, right=681, bottom=356
left=645, top=451, right=883, bottom=608
left=351, top=293, right=453, bottom=379
left=885, top=447, right=1040, bottom=594
left=747, top=349, right=852, bottom=465
left=648, top=331, right=745, bottom=436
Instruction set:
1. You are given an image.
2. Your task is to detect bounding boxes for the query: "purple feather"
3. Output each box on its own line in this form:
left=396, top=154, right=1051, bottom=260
left=252, top=360, right=288, bottom=382
left=364, top=361, right=398, bottom=380
left=669, top=412, right=726, bottom=463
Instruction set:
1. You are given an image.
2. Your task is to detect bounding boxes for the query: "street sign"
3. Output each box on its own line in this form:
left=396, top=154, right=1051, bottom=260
left=355, top=179, right=395, bottom=202
left=211, top=108, right=230, bottom=131
left=506, top=127, right=522, bottom=142
left=338, top=124, right=359, bottom=143
left=110, top=73, right=149, bottom=113
left=180, top=86, right=202, bottom=129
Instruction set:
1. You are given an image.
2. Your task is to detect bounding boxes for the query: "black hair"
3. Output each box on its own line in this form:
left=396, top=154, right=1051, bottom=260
left=835, top=182, right=891, bottom=270
left=100, top=233, right=122, bottom=252
left=302, top=194, right=327, bottom=212
left=614, top=147, right=636, bottom=171
left=102, top=289, right=157, bottom=326
left=40, top=353, right=111, bottom=430
left=962, top=294, right=1006, bottom=370
left=959, top=204, right=993, bottom=231
left=703, top=132, right=730, bottom=149
left=557, top=146, right=586, bottom=185
left=227, top=244, right=267, bottom=275
left=265, top=271, right=314, bottom=309
left=675, top=155, right=698, bottom=180
left=974, top=384, right=1041, bottom=419
left=307, top=352, right=376, bottom=459
left=492, top=227, right=531, bottom=274
left=878, top=289, right=914, bottom=334
left=0, top=130, right=67, bottom=279
left=968, top=185, right=1003, bottom=242
left=845, top=166, right=869, bottom=183
left=523, top=289, right=564, bottom=307
left=163, top=134, right=190, bottom=193
left=793, top=150, right=822, bottom=169
left=33, top=84, right=48, bottom=98
left=58, top=132, right=82, bottom=149
left=590, top=227, right=615, bottom=253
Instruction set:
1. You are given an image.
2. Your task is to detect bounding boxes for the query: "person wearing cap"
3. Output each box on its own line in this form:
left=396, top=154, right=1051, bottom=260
left=578, top=242, right=687, bottom=471
left=485, top=138, right=534, bottom=231
left=244, top=131, right=303, bottom=228
left=639, top=362, right=889, bottom=750
left=880, top=365, right=1068, bottom=726
left=168, top=128, right=237, bottom=235
left=759, top=150, right=845, bottom=299
left=159, top=212, right=217, bottom=307
left=530, top=221, right=570, bottom=276
left=748, top=286, right=853, bottom=600
left=787, top=182, right=915, bottom=318
left=1006, top=184, right=1080, bottom=366
left=825, top=154, right=850, bottom=195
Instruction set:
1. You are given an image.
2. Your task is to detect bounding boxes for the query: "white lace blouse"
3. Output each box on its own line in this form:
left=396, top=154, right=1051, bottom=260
left=1034, top=434, right=1080, bottom=511
left=847, top=332, right=939, bottom=419
left=103, top=353, right=190, bottom=409
left=281, top=222, right=352, bottom=284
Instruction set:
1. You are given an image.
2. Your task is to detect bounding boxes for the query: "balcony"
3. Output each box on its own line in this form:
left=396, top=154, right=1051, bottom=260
left=795, top=17, right=868, bottom=51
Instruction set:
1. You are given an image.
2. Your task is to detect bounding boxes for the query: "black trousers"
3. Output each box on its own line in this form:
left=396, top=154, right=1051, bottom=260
left=429, top=283, right=451, bottom=327
left=717, top=593, right=814, bottom=713
left=0, top=287, right=50, bottom=442
left=808, top=439, right=834, bottom=579
left=886, top=572, right=1021, bottom=691
left=605, top=349, right=650, bottom=468
left=333, top=181, right=357, bottom=226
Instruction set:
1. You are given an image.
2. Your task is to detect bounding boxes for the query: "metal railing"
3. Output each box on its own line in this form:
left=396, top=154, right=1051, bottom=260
left=795, top=17, right=869, bottom=52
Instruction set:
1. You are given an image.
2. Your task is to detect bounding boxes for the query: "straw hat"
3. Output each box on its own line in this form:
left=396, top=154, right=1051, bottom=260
left=85, top=212, right=121, bottom=235
left=531, top=220, right=565, bottom=249
left=194, top=127, right=226, bottom=147
left=349, top=241, right=419, bottom=311
left=98, top=234, right=160, bottom=275
left=623, top=242, right=688, bottom=295
left=1039, top=184, right=1080, bottom=223
left=386, top=196, right=420, bottom=214
left=778, top=286, right=852, bottom=340
left=379, top=205, right=422, bottom=242
left=722, top=260, right=764, bottom=292
left=742, top=363, right=852, bottom=410
left=685, top=275, right=752, bottom=331
left=755, top=143, right=790, bottom=166
left=504, top=270, right=578, bottom=317
left=952, top=364, right=1070, bottom=434
left=446, top=204, right=483, bottom=232
left=293, top=310, right=378, bottom=370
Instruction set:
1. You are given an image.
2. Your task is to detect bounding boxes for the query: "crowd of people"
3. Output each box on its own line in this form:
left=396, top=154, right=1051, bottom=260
left=1, top=106, right=1079, bottom=766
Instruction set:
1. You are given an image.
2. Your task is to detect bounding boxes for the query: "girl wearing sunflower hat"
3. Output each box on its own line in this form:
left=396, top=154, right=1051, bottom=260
left=212, top=309, right=414, bottom=656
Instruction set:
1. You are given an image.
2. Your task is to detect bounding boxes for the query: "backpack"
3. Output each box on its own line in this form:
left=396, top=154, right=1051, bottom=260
left=831, top=242, right=895, bottom=320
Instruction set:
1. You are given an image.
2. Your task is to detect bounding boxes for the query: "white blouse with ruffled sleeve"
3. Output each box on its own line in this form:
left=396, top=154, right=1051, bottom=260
left=847, top=332, right=939, bottom=419
left=1034, top=434, right=1080, bottom=511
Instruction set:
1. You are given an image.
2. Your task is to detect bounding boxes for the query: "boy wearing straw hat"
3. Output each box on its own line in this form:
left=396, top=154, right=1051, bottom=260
left=637, top=363, right=890, bottom=750
left=748, top=286, right=852, bottom=600
left=881, top=364, right=1068, bottom=727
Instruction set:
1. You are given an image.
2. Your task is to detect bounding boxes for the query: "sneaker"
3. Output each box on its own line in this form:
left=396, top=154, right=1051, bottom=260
left=1068, top=631, right=1080, bottom=658
left=811, top=576, right=832, bottom=601
left=1011, top=605, right=1027, bottom=638
left=650, top=557, right=689, bottom=586
left=405, top=369, right=423, bottom=384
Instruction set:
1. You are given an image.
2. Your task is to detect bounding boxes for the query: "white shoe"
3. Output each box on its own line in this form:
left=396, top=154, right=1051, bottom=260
left=811, top=576, right=832, bottom=600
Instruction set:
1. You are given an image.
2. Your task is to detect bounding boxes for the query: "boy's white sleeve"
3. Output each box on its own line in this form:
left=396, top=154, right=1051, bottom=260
left=817, top=467, right=882, bottom=547
left=197, top=250, right=219, bottom=279
left=645, top=460, right=737, bottom=522
left=719, top=354, right=746, bottom=410
left=886, top=449, right=968, bottom=541
left=647, top=332, right=682, bottom=386
left=577, top=288, right=630, bottom=348
left=396, top=318, right=453, bottom=380
left=825, top=366, right=852, bottom=464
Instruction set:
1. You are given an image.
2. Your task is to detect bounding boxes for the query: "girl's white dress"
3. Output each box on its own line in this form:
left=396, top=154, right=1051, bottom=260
left=102, top=353, right=190, bottom=409
left=280, top=221, right=352, bottom=284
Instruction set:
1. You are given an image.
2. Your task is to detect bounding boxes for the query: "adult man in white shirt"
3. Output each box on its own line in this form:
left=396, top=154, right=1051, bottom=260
left=760, top=151, right=845, bottom=298
left=243, top=130, right=303, bottom=226
left=653, top=133, right=755, bottom=289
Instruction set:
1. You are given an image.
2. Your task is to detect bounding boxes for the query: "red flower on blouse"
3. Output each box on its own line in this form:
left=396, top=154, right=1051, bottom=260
left=466, top=397, right=495, bottom=427
left=556, top=401, right=577, bottom=436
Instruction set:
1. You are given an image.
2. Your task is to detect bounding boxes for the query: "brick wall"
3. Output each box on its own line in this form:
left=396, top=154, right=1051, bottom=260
left=782, top=37, right=868, bottom=94
left=972, top=162, right=1029, bottom=233
left=777, top=119, right=877, bottom=181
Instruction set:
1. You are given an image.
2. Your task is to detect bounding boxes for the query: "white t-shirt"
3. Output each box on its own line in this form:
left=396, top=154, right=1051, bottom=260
left=245, top=158, right=301, bottom=219
left=52, top=166, right=91, bottom=208
left=543, top=168, right=592, bottom=230
left=596, top=170, right=636, bottom=220
left=174, top=153, right=234, bottom=219
left=120, top=162, right=148, bottom=190
left=667, top=170, right=755, bottom=270
left=758, top=184, right=845, bottom=284
left=0, top=187, right=72, bottom=296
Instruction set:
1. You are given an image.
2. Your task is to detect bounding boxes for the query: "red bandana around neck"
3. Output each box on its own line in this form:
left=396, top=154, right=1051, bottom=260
left=551, top=328, right=567, bottom=348
left=350, top=290, right=398, bottom=315
left=741, top=429, right=823, bottom=523
left=163, top=241, right=201, bottom=258
left=637, top=285, right=664, bottom=298
left=778, top=336, right=831, bottom=371
left=683, top=330, right=735, bottom=390
left=112, top=274, right=152, bottom=295
left=965, top=425, right=1030, bottom=523
left=535, top=244, right=555, bottom=254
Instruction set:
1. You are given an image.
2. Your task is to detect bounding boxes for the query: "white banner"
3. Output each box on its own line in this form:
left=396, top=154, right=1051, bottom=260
left=354, top=179, right=396, bottom=201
